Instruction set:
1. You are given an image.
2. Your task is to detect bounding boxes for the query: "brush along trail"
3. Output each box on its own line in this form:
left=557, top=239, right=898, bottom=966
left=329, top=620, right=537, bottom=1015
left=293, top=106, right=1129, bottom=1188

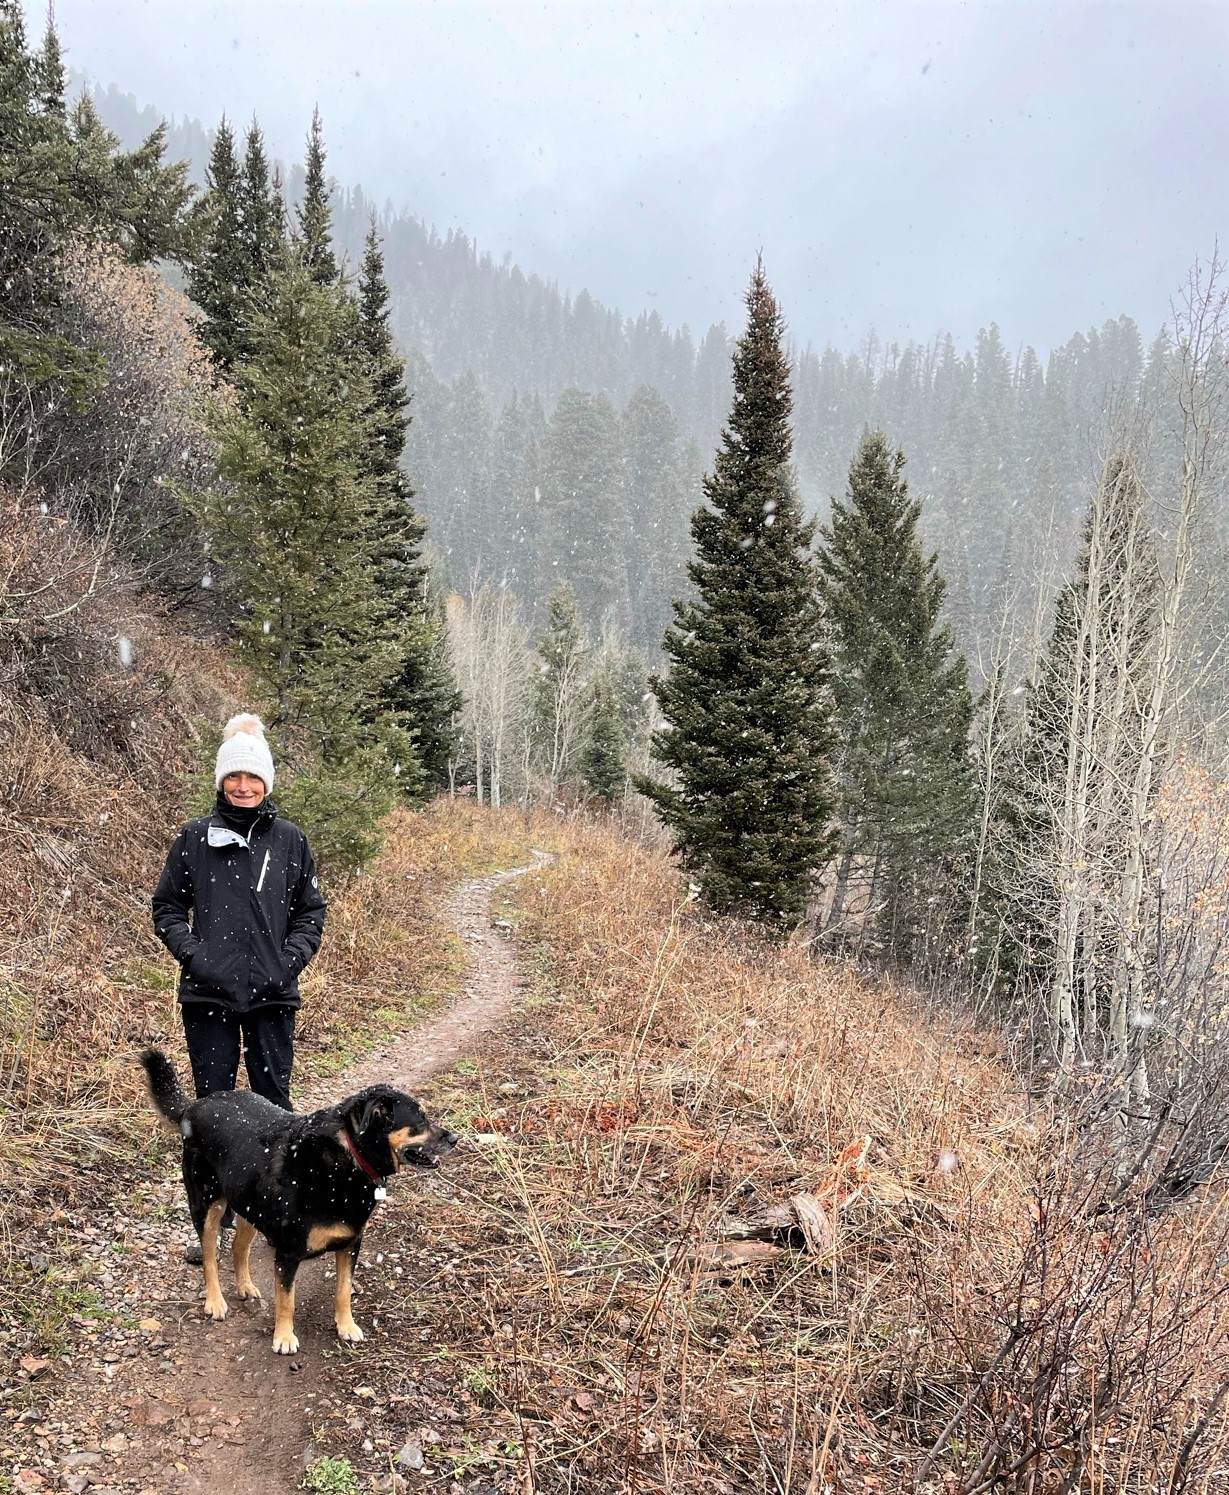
left=5, top=854, right=548, bottom=1495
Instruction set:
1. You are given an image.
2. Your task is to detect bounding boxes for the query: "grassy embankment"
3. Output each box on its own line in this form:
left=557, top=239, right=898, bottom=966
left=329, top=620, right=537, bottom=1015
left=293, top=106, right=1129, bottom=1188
left=308, top=816, right=1229, bottom=1495
left=0, top=784, right=541, bottom=1359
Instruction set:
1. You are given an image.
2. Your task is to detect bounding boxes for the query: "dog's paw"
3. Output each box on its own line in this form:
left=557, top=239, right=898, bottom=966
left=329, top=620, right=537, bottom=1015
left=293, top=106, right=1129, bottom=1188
left=203, top=1293, right=229, bottom=1321
left=272, top=1330, right=299, bottom=1355
left=336, top=1317, right=364, bottom=1344
left=236, top=1280, right=262, bottom=1301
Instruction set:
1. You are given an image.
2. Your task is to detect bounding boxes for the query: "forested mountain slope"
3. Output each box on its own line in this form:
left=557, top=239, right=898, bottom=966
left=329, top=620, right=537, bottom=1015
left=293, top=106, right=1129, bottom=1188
left=86, top=81, right=1217, bottom=668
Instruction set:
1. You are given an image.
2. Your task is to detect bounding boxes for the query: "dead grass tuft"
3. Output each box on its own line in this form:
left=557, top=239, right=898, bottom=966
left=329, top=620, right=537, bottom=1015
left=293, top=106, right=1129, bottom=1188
left=335, top=814, right=1229, bottom=1494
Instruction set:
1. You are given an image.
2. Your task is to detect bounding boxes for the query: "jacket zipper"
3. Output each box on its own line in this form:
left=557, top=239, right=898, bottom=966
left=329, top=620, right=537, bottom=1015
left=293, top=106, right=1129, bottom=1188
left=256, top=849, right=271, bottom=892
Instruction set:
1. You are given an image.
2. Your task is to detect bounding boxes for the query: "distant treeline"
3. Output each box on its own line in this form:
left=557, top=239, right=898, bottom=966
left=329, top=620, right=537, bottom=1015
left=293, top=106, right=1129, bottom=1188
left=89, top=81, right=1223, bottom=676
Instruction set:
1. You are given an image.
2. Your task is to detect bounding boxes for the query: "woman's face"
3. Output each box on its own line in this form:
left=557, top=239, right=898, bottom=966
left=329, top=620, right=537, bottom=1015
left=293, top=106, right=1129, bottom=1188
left=222, top=771, right=266, bottom=808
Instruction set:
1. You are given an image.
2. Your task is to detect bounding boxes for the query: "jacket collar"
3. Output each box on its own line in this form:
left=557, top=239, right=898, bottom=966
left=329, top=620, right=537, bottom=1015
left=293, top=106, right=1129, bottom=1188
left=208, top=795, right=277, bottom=847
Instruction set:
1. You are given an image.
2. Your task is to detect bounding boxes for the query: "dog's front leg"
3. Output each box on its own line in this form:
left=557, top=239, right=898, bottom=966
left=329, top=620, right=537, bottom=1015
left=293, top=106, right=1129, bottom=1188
left=272, top=1256, right=300, bottom=1354
left=201, top=1199, right=229, bottom=1321
left=232, top=1217, right=262, bottom=1301
left=334, top=1236, right=364, bottom=1343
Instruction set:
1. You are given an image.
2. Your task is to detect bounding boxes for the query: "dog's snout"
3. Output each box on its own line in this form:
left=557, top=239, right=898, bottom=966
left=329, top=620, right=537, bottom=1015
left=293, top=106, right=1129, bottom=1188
left=396, top=1124, right=458, bottom=1169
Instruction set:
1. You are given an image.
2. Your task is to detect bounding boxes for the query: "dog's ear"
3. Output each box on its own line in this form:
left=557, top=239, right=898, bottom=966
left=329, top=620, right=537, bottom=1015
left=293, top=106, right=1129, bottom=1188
left=350, top=1093, right=391, bottom=1137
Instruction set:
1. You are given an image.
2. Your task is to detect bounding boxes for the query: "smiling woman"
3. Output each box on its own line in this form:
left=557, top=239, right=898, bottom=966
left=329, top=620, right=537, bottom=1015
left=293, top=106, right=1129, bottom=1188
left=150, top=712, right=328, bottom=1267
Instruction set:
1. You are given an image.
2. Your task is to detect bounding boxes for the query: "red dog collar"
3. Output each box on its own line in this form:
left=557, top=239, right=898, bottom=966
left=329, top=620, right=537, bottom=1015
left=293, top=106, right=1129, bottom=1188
left=342, top=1125, right=386, bottom=1183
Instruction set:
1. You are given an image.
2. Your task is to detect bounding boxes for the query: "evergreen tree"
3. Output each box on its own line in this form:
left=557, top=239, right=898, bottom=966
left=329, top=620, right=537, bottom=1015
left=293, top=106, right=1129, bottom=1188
left=201, top=249, right=414, bottom=870
left=184, top=119, right=248, bottom=368
left=580, top=671, right=626, bottom=805
left=237, top=121, right=283, bottom=293
left=818, top=430, right=975, bottom=963
left=296, top=108, right=338, bottom=286
left=356, top=219, right=459, bottom=787
left=0, top=4, right=192, bottom=470
left=621, top=384, right=691, bottom=653
left=36, top=14, right=63, bottom=113
left=541, top=388, right=627, bottom=624
left=530, top=582, right=590, bottom=792
left=637, top=263, right=837, bottom=929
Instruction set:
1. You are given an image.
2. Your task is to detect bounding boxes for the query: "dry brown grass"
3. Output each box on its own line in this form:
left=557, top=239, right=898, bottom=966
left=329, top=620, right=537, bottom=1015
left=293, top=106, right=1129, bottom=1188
left=339, top=813, right=1229, bottom=1494
left=0, top=488, right=546, bottom=1191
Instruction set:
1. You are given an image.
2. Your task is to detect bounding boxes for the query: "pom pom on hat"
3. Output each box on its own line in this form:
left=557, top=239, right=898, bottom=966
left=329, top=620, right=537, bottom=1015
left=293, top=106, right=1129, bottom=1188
left=215, top=712, right=276, bottom=793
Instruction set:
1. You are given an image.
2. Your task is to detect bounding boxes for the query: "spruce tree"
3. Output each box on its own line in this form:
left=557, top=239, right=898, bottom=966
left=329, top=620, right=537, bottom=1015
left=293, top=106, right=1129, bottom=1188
left=621, top=384, right=692, bottom=653
left=541, top=388, right=627, bottom=623
left=297, top=108, right=338, bottom=286
left=818, top=430, right=975, bottom=962
left=580, top=672, right=626, bottom=805
left=356, top=219, right=459, bottom=786
left=184, top=119, right=247, bottom=368
left=201, top=249, right=414, bottom=869
left=637, top=263, right=837, bottom=930
left=237, top=121, right=283, bottom=295
left=530, top=582, right=590, bottom=792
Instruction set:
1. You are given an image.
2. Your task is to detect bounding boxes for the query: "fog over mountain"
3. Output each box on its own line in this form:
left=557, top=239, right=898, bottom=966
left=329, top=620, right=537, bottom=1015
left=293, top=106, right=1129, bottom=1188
left=54, top=0, right=1224, bottom=355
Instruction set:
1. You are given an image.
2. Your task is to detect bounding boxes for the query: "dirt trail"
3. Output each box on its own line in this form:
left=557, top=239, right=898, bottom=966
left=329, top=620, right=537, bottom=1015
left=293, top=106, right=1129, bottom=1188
left=25, top=855, right=546, bottom=1495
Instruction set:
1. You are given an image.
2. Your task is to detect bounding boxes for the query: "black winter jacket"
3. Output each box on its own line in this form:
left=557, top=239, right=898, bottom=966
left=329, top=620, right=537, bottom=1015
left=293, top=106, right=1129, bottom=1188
left=152, top=799, right=327, bottom=1012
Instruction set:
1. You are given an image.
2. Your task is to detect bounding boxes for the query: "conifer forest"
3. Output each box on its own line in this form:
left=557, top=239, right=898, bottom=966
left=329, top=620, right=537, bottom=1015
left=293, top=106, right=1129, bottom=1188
left=4, top=3, right=1229, bottom=1491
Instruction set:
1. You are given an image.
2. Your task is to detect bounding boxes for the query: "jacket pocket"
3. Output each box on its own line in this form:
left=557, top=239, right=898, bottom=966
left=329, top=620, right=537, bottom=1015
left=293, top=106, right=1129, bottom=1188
left=185, top=943, right=242, bottom=1002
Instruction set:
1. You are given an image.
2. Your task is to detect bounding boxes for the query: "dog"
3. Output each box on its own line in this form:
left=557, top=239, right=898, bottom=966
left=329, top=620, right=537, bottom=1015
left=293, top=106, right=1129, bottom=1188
left=139, top=1049, right=456, bottom=1354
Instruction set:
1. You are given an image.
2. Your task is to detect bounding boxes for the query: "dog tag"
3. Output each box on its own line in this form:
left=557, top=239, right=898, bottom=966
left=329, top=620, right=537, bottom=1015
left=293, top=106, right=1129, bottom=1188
left=373, top=1186, right=387, bottom=1201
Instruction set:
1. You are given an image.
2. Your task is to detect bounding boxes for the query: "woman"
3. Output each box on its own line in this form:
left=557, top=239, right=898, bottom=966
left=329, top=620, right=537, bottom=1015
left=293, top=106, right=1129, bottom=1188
left=152, top=712, right=327, bottom=1113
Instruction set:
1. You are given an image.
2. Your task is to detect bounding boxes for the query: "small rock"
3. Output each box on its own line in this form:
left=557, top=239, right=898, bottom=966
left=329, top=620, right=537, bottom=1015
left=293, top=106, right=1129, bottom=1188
left=134, top=1399, right=176, bottom=1428
left=397, top=1442, right=424, bottom=1470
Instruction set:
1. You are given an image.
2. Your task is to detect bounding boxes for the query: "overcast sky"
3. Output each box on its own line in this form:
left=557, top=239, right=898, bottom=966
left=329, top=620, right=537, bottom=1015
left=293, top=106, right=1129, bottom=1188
left=53, top=0, right=1227, bottom=355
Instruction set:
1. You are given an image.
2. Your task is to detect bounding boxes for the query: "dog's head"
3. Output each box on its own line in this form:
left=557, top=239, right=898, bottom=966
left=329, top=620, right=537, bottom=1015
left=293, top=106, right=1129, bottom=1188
left=344, top=1085, right=458, bottom=1176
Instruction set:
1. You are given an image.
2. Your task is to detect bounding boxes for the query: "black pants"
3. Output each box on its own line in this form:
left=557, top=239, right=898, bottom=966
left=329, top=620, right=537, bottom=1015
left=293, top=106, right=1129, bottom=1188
left=181, top=1004, right=296, bottom=1111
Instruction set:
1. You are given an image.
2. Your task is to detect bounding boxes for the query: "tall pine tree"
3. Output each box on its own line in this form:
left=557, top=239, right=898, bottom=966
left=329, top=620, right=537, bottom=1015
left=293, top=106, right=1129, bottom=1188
left=183, top=119, right=249, bottom=368
left=818, top=430, right=974, bottom=963
left=530, top=582, right=590, bottom=793
left=238, top=121, right=283, bottom=293
left=201, top=249, right=412, bottom=870
left=580, top=670, right=627, bottom=805
left=637, top=263, right=837, bottom=930
left=297, top=108, right=338, bottom=286
left=356, top=219, right=459, bottom=787
left=183, top=116, right=284, bottom=370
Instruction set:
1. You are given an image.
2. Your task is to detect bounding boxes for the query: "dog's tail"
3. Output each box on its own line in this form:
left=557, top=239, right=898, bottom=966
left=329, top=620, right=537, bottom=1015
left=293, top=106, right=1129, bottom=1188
left=138, top=1048, right=190, bottom=1130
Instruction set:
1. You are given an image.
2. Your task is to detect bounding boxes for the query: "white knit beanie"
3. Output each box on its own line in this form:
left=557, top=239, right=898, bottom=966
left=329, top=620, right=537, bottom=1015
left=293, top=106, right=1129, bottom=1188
left=215, top=713, right=276, bottom=794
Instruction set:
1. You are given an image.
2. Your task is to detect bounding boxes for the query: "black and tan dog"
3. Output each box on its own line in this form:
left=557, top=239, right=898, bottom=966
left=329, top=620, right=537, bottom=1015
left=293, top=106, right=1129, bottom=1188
left=139, top=1049, right=456, bottom=1354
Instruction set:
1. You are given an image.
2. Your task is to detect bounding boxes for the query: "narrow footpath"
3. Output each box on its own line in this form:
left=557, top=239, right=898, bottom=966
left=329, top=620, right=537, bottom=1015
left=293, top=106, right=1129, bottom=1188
left=9, top=855, right=547, bottom=1495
